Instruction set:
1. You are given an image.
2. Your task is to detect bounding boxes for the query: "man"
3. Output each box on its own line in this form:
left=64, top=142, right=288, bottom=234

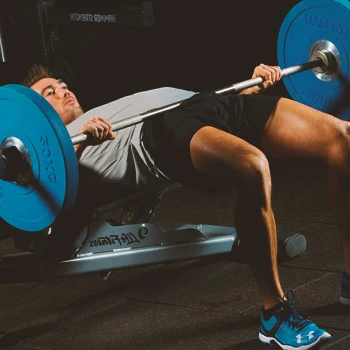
left=22, top=62, right=348, bottom=349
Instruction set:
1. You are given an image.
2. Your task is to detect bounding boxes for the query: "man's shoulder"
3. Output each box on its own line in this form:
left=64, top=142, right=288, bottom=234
left=84, top=87, right=196, bottom=118
left=115, top=87, right=195, bottom=105
left=66, top=87, right=196, bottom=136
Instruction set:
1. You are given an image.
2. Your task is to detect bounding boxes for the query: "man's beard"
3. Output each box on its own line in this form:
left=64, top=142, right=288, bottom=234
left=69, top=105, right=84, bottom=123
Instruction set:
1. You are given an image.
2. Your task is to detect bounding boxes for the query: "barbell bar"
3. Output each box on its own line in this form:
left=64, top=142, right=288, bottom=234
left=0, top=55, right=330, bottom=176
left=71, top=58, right=326, bottom=145
left=1, top=0, right=350, bottom=232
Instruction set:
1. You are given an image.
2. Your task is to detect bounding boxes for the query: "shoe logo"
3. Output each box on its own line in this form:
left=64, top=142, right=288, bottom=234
left=296, top=331, right=314, bottom=343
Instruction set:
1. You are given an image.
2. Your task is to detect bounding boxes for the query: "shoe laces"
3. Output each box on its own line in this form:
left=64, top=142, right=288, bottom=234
left=278, top=288, right=311, bottom=331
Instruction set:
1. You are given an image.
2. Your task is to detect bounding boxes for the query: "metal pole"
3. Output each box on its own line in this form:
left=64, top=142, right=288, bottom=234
left=71, top=59, right=322, bottom=146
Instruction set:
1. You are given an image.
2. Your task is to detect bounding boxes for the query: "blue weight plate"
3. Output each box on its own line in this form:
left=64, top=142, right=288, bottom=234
left=278, top=0, right=350, bottom=120
left=0, top=84, right=78, bottom=232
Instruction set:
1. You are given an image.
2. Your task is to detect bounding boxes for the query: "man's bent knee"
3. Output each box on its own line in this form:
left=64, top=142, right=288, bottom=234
left=239, top=152, right=271, bottom=194
left=190, top=126, right=271, bottom=190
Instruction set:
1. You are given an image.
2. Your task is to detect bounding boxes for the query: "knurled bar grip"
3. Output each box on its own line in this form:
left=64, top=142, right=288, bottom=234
left=71, top=59, right=322, bottom=146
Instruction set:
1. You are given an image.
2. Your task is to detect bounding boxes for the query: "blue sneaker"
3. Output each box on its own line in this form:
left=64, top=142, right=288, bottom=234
left=340, top=272, right=350, bottom=305
left=259, top=289, right=332, bottom=349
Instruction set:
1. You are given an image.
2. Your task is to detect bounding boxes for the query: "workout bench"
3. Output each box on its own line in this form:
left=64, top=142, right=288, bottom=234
left=0, top=180, right=306, bottom=284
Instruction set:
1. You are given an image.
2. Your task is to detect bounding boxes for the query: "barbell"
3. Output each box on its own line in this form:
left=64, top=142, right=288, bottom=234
left=0, top=0, right=350, bottom=232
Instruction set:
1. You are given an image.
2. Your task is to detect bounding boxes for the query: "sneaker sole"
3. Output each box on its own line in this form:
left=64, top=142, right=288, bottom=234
left=259, top=331, right=331, bottom=349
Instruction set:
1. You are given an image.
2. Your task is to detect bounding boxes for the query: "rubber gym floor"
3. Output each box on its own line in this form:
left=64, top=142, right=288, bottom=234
left=0, top=155, right=349, bottom=349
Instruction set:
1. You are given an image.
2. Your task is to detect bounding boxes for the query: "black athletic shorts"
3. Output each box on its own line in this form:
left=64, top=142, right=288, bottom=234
left=143, top=92, right=282, bottom=194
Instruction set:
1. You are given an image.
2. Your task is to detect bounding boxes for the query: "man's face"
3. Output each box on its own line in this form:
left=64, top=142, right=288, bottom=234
left=31, top=78, right=84, bottom=125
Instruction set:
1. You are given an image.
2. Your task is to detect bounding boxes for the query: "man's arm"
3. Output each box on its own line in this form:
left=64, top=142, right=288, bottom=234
left=239, top=63, right=283, bottom=95
left=73, top=116, right=116, bottom=160
left=72, top=64, right=282, bottom=159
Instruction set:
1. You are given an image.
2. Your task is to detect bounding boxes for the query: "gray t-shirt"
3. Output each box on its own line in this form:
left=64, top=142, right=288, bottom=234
left=66, top=87, right=196, bottom=188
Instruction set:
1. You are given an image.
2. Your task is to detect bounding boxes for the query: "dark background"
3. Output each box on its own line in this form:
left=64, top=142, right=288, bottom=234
left=0, top=0, right=300, bottom=111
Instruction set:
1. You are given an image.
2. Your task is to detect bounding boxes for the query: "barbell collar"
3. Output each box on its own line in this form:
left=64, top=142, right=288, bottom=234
left=0, top=137, right=33, bottom=185
left=71, top=58, right=323, bottom=146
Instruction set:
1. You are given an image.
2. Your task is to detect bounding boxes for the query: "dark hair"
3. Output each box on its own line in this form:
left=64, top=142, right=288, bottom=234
left=21, top=64, right=52, bottom=87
